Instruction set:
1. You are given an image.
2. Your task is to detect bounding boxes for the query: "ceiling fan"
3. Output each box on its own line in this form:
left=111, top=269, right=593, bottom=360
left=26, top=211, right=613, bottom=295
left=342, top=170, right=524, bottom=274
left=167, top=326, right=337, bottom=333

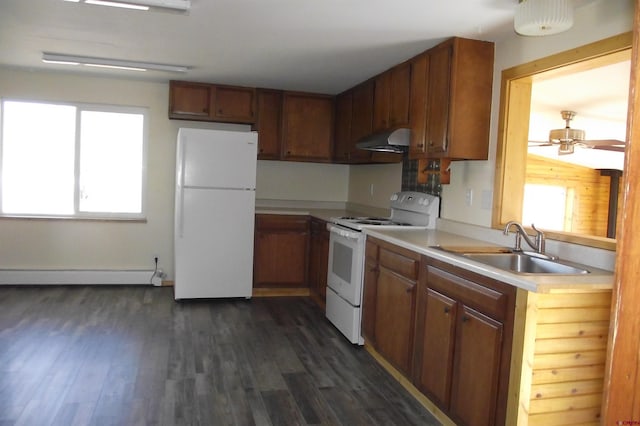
left=528, top=110, right=626, bottom=155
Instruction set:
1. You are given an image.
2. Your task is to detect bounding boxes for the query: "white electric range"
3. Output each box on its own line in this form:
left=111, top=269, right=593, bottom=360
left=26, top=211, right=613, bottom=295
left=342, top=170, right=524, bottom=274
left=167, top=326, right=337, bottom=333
left=325, top=191, right=440, bottom=344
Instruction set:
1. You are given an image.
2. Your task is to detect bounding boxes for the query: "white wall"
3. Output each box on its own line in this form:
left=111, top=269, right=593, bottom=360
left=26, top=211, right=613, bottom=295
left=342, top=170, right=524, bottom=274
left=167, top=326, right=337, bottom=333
left=441, top=0, right=635, bottom=226
left=348, top=163, right=402, bottom=209
left=0, top=68, right=354, bottom=278
left=257, top=160, right=349, bottom=201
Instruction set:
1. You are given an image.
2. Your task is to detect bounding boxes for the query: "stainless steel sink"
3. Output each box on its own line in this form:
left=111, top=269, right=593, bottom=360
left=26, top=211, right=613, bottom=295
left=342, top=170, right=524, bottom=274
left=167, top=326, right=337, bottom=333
left=461, top=253, right=590, bottom=275
left=430, top=246, right=592, bottom=275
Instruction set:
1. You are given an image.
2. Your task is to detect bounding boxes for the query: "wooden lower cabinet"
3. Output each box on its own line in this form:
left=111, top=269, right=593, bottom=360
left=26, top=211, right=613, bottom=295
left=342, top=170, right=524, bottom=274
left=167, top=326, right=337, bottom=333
left=450, top=305, right=504, bottom=426
left=308, top=218, right=329, bottom=304
left=416, top=288, right=457, bottom=408
left=254, top=214, right=309, bottom=288
left=362, top=238, right=611, bottom=426
left=363, top=237, right=419, bottom=376
left=413, top=260, right=515, bottom=426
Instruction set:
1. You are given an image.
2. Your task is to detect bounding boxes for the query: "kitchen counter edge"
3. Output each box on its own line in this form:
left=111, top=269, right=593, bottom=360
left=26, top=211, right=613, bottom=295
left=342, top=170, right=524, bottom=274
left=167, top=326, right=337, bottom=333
left=364, top=228, right=614, bottom=294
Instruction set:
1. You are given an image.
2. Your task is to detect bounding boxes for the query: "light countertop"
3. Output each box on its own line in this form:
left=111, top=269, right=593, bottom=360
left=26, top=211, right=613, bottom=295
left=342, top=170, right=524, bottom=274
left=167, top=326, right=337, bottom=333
left=364, top=228, right=614, bottom=294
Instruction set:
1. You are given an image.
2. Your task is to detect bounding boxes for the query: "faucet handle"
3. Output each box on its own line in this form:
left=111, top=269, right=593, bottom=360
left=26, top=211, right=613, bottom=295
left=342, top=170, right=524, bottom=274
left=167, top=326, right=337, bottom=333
left=530, top=224, right=545, bottom=252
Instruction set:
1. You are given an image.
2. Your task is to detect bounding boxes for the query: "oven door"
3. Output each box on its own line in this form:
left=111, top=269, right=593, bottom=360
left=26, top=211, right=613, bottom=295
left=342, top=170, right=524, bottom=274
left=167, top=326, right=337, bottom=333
left=326, top=224, right=365, bottom=306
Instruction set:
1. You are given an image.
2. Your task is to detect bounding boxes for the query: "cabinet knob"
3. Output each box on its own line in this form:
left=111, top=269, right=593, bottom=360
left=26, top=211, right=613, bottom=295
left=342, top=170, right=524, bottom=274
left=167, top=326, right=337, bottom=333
left=444, top=307, right=450, bottom=314
left=417, top=143, right=424, bottom=148
left=428, top=140, right=434, bottom=146
left=218, top=109, right=224, bottom=114
left=462, top=315, right=470, bottom=323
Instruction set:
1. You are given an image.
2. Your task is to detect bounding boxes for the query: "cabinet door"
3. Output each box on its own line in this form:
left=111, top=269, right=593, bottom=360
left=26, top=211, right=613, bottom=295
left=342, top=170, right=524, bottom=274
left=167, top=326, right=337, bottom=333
left=169, top=81, right=212, bottom=119
left=255, top=89, right=282, bottom=159
left=281, top=93, right=334, bottom=162
left=212, top=86, right=256, bottom=123
left=349, top=81, right=374, bottom=163
left=389, top=62, right=411, bottom=127
left=426, top=43, right=452, bottom=156
left=254, top=215, right=309, bottom=288
left=415, top=288, right=457, bottom=409
left=373, top=71, right=391, bottom=132
left=409, top=54, right=429, bottom=158
left=450, top=305, right=503, bottom=426
left=361, top=256, right=379, bottom=344
left=334, top=91, right=353, bottom=162
left=309, top=219, right=329, bottom=302
left=374, top=267, right=417, bottom=376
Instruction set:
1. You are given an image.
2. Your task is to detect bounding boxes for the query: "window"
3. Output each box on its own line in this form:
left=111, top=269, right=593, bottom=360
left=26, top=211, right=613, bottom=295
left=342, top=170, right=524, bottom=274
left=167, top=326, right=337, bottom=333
left=493, top=33, right=632, bottom=251
left=522, top=184, right=570, bottom=232
left=0, top=100, right=147, bottom=219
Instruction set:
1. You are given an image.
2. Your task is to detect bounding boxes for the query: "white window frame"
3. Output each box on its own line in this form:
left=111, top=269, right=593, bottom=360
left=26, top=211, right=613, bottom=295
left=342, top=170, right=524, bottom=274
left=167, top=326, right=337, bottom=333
left=0, top=98, right=148, bottom=220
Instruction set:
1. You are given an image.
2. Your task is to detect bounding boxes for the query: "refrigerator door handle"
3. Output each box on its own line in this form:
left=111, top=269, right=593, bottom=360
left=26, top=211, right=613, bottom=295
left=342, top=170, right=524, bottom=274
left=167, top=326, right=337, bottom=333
left=177, top=141, right=186, bottom=238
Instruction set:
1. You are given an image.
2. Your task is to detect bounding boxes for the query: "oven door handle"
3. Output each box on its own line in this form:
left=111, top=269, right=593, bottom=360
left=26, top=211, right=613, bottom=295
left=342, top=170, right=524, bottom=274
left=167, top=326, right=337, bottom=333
left=329, top=225, right=361, bottom=240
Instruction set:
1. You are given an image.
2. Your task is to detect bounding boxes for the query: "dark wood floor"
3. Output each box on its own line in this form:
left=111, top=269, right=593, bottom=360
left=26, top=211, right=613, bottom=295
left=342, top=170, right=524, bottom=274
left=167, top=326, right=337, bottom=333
left=0, top=286, right=441, bottom=426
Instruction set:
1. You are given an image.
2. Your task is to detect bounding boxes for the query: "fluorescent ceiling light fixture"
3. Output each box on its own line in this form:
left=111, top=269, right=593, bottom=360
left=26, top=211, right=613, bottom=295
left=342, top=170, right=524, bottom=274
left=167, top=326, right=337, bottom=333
left=85, top=0, right=150, bottom=10
left=63, top=0, right=190, bottom=11
left=42, top=52, right=189, bottom=73
left=514, top=0, right=573, bottom=36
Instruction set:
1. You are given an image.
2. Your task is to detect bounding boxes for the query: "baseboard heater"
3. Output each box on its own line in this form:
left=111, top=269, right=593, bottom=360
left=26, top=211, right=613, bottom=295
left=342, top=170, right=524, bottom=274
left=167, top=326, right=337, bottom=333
left=0, top=269, right=160, bottom=286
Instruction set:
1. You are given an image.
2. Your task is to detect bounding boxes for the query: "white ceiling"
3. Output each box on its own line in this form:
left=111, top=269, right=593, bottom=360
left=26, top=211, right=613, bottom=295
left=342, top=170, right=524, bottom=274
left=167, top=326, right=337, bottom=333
left=1, top=0, right=627, bottom=170
left=1, top=0, right=521, bottom=94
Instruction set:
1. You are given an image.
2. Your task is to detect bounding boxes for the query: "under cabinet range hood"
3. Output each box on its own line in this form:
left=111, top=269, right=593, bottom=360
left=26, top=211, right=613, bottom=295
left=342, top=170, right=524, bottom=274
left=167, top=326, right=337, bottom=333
left=355, top=128, right=410, bottom=153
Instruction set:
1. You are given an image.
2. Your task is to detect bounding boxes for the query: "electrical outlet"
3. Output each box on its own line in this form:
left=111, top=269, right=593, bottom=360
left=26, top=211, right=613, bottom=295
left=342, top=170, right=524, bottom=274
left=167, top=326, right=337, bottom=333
left=465, top=188, right=473, bottom=206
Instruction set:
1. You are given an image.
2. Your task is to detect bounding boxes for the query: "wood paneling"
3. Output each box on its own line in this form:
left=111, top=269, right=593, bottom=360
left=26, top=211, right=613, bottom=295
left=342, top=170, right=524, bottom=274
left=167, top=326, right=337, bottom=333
left=526, top=154, right=614, bottom=237
left=603, top=0, right=640, bottom=421
left=515, top=290, right=612, bottom=424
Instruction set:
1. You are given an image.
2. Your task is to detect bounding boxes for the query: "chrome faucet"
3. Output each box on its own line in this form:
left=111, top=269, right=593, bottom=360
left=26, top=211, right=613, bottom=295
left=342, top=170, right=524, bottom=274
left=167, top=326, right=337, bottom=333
left=503, top=221, right=547, bottom=255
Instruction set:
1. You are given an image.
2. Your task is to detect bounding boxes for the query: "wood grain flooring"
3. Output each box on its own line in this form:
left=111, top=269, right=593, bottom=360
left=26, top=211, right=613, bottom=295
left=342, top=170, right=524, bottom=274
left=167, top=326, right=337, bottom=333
left=0, top=286, right=441, bottom=426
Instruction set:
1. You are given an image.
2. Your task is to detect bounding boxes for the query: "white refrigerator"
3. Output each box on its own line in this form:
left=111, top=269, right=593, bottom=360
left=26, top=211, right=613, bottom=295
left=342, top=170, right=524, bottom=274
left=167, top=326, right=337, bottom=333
left=174, top=128, right=258, bottom=299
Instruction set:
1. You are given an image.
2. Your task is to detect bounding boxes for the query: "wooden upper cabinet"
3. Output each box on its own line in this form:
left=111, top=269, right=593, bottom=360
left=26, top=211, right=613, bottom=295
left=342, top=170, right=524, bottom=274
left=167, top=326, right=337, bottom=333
left=425, top=43, right=453, bottom=156
left=281, top=92, right=334, bottom=162
left=349, top=81, right=375, bottom=163
left=255, top=89, right=282, bottom=160
left=409, top=54, right=429, bottom=158
left=334, top=90, right=353, bottom=162
left=212, top=85, right=256, bottom=123
left=169, top=80, right=256, bottom=124
left=373, top=63, right=411, bottom=133
left=169, top=81, right=212, bottom=119
left=424, top=37, right=494, bottom=160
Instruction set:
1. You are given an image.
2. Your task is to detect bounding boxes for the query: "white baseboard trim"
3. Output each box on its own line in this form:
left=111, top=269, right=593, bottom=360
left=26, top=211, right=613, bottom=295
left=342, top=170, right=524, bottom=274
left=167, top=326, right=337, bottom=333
left=0, top=269, right=157, bottom=285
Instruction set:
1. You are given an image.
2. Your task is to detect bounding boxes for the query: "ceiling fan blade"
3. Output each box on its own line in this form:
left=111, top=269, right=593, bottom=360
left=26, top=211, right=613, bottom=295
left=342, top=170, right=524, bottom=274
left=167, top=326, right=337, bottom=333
left=577, top=139, right=626, bottom=152
left=528, top=140, right=553, bottom=147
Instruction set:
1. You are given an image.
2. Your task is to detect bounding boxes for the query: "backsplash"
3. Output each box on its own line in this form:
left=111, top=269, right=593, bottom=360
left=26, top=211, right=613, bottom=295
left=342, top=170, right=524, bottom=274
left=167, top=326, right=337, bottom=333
left=401, top=156, right=442, bottom=196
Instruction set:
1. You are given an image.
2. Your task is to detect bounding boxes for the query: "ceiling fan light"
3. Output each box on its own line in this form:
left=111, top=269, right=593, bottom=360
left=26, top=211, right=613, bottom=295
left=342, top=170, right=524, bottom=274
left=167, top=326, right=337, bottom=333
left=515, top=0, right=573, bottom=37
left=558, top=141, right=575, bottom=155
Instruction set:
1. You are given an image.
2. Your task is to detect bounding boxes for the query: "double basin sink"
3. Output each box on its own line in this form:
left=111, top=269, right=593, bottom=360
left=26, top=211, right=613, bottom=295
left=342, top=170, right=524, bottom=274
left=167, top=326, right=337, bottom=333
left=431, top=246, right=592, bottom=275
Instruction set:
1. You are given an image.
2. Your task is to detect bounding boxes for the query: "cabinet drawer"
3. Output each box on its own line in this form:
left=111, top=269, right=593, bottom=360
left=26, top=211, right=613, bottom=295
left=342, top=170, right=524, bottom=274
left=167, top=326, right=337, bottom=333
left=380, top=247, right=418, bottom=280
left=255, top=214, right=309, bottom=231
left=426, top=265, right=507, bottom=320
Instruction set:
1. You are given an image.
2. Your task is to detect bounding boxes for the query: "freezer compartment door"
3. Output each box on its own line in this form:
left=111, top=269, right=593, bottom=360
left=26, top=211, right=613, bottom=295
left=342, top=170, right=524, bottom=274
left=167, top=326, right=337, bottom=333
left=177, top=128, right=257, bottom=189
left=174, top=187, right=255, bottom=299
